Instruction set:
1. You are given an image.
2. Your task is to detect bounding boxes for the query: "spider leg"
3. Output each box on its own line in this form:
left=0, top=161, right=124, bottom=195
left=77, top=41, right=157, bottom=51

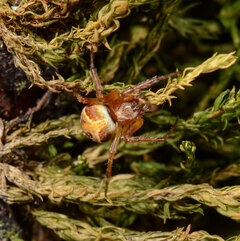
left=105, top=123, right=123, bottom=197
left=122, top=72, right=179, bottom=96
left=121, top=117, right=144, bottom=138
left=122, top=117, right=178, bottom=143
left=73, top=90, right=100, bottom=105
left=90, top=49, right=104, bottom=101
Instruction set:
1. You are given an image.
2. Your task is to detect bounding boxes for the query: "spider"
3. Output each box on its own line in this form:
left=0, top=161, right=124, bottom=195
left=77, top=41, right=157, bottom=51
left=73, top=49, right=178, bottom=196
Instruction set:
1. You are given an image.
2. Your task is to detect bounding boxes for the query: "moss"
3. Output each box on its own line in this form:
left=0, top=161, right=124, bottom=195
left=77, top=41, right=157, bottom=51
left=0, top=0, right=240, bottom=240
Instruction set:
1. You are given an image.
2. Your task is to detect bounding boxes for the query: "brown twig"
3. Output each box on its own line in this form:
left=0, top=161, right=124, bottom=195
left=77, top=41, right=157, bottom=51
left=7, top=90, right=52, bottom=134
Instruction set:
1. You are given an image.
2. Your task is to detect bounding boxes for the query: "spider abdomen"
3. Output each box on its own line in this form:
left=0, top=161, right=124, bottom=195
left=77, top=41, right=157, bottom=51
left=80, top=104, right=116, bottom=143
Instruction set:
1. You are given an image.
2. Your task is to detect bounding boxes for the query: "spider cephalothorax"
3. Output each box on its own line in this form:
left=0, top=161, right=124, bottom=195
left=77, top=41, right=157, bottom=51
left=73, top=49, right=178, bottom=196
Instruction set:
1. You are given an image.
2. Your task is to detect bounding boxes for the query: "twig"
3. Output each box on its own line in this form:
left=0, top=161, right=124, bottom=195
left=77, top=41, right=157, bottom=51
left=16, top=90, right=52, bottom=125
left=7, top=90, right=52, bottom=133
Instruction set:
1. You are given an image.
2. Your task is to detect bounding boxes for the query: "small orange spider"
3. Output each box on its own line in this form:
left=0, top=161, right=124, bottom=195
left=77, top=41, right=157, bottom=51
left=73, top=49, right=178, bottom=196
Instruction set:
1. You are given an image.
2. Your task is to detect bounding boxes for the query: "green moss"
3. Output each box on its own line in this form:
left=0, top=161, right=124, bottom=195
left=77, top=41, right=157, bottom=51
left=0, top=0, right=240, bottom=240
